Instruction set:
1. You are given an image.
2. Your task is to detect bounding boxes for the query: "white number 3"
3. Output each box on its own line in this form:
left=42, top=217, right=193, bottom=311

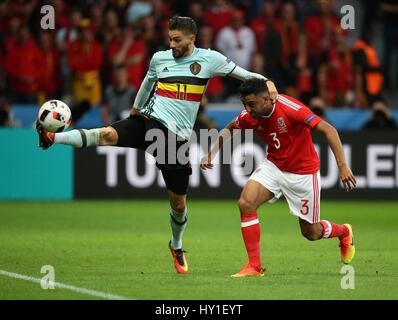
left=269, top=132, right=281, bottom=149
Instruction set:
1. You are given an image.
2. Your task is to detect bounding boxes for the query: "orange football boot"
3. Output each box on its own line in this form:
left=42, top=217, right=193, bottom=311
left=231, top=262, right=265, bottom=278
left=168, top=241, right=188, bottom=274
left=36, top=121, right=55, bottom=150
left=339, top=224, right=355, bottom=264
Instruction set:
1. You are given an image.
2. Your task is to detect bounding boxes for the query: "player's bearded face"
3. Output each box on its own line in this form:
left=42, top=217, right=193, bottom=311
left=172, top=42, right=190, bottom=58
left=243, top=93, right=273, bottom=118
left=169, top=31, right=194, bottom=58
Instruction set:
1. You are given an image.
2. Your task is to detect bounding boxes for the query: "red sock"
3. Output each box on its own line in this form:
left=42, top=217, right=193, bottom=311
left=240, top=212, right=262, bottom=271
left=320, top=220, right=349, bottom=240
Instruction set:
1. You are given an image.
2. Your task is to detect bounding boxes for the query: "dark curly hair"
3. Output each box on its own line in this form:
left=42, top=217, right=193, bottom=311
left=169, top=16, right=198, bottom=36
left=239, top=78, right=269, bottom=97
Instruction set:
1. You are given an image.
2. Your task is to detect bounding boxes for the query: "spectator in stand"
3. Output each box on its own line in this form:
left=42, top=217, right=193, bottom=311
left=319, top=29, right=354, bottom=107
left=197, top=24, right=224, bottom=102
left=142, top=15, right=167, bottom=57
left=304, top=0, right=341, bottom=66
left=189, top=1, right=205, bottom=31
left=3, top=16, right=22, bottom=53
left=57, top=8, right=83, bottom=101
left=100, top=8, right=122, bottom=88
left=136, top=0, right=170, bottom=58
left=362, top=101, right=397, bottom=130
left=352, top=33, right=384, bottom=109
left=251, top=1, right=286, bottom=89
left=143, top=17, right=170, bottom=55
left=215, top=9, right=256, bottom=98
left=67, top=19, right=103, bottom=122
left=56, top=8, right=83, bottom=53
left=108, top=26, right=147, bottom=92
left=303, top=0, right=350, bottom=104
left=37, top=31, right=61, bottom=105
left=250, top=0, right=280, bottom=54
left=5, top=25, right=43, bottom=104
left=203, top=0, right=234, bottom=37
left=380, top=1, right=398, bottom=91
left=100, top=8, right=121, bottom=47
left=89, top=4, right=104, bottom=36
left=278, top=1, right=303, bottom=98
left=51, top=0, right=69, bottom=31
left=101, top=65, right=135, bottom=127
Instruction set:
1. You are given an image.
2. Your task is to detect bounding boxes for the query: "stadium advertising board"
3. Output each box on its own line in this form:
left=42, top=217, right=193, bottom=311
left=74, top=131, right=398, bottom=200
left=0, top=129, right=73, bottom=200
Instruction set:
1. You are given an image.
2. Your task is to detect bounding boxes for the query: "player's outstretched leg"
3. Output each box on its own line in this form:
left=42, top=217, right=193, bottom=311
left=36, top=124, right=117, bottom=150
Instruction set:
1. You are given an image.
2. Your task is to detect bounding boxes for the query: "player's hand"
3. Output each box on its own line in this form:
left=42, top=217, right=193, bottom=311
left=266, top=80, right=278, bottom=104
left=339, top=165, right=357, bottom=192
left=200, top=154, right=214, bottom=170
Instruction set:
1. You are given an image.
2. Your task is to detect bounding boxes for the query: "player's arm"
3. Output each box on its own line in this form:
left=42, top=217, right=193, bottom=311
left=200, top=119, right=239, bottom=170
left=314, top=120, right=357, bottom=191
left=229, top=66, right=278, bottom=103
left=130, top=75, right=156, bottom=114
left=131, top=53, right=158, bottom=114
left=210, top=50, right=278, bottom=103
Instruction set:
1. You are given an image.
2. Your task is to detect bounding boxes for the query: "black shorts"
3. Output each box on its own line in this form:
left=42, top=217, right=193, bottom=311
left=111, top=114, right=192, bottom=195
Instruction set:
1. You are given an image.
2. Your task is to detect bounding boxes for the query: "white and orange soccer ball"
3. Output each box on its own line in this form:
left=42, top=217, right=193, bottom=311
left=38, top=100, right=72, bottom=132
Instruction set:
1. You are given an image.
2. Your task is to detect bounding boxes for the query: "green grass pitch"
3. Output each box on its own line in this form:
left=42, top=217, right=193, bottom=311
left=0, top=200, right=397, bottom=300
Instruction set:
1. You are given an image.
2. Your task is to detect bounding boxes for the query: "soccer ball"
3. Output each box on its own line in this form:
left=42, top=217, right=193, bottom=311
left=38, top=100, right=72, bottom=132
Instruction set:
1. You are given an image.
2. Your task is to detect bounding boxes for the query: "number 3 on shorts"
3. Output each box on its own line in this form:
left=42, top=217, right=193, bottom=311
left=300, top=199, right=309, bottom=215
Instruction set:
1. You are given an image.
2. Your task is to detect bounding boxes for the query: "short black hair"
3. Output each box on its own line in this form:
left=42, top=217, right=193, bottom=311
left=239, top=78, right=269, bottom=97
left=169, top=15, right=198, bottom=36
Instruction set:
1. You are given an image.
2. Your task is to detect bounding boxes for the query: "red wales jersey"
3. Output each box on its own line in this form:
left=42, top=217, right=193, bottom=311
left=234, top=94, right=322, bottom=174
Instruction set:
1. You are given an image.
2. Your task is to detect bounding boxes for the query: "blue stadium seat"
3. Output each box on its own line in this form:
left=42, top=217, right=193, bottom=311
left=74, top=106, right=104, bottom=129
left=11, top=104, right=38, bottom=128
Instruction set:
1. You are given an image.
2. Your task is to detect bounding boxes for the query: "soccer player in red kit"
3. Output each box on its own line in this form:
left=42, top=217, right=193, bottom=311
left=201, top=78, right=357, bottom=277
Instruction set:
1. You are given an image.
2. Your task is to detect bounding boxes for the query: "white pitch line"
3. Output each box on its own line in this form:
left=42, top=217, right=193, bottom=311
left=0, top=269, right=131, bottom=300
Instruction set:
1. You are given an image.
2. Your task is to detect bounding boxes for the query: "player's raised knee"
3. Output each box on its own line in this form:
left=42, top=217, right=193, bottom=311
left=238, top=197, right=257, bottom=213
left=99, top=127, right=118, bottom=145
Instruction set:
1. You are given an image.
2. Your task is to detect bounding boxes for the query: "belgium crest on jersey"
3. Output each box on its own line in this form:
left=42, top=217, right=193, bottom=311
left=190, top=62, right=201, bottom=75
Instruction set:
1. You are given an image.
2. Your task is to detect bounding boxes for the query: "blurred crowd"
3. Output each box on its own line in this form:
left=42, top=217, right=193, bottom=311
left=0, top=0, right=397, bottom=129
